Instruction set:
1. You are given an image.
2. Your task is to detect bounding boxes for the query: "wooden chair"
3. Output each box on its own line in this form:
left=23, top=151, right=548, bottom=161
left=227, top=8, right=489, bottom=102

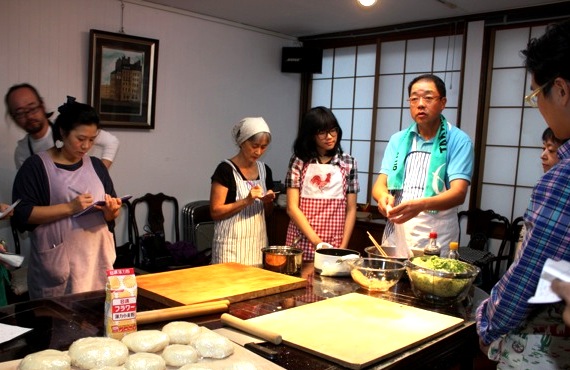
left=509, top=216, right=525, bottom=266
left=113, top=200, right=138, bottom=269
left=131, top=193, right=180, bottom=272
left=457, top=208, right=511, bottom=292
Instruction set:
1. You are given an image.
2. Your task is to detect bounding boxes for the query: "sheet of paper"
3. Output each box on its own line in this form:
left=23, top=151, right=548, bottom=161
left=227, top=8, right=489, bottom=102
left=0, top=253, right=24, bottom=268
left=73, top=195, right=132, bottom=218
left=528, top=258, right=570, bottom=304
left=0, top=323, right=32, bottom=344
left=0, top=199, right=20, bottom=219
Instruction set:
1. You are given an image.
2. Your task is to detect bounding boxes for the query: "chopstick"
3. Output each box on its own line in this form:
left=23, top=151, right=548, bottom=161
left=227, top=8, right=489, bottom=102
left=367, top=231, right=388, bottom=257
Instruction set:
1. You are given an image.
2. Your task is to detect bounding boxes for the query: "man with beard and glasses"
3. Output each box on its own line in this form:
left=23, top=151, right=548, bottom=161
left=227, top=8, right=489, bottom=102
left=5, top=83, right=120, bottom=169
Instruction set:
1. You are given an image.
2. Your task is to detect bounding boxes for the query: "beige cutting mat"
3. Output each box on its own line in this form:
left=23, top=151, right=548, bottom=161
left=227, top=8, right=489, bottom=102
left=248, top=293, right=465, bottom=369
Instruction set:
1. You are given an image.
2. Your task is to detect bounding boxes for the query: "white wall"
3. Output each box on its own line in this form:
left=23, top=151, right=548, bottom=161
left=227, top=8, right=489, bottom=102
left=0, top=0, right=301, bottom=251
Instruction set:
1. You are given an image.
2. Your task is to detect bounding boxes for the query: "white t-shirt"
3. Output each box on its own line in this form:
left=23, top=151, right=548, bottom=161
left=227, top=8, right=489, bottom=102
left=14, top=125, right=120, bottom=169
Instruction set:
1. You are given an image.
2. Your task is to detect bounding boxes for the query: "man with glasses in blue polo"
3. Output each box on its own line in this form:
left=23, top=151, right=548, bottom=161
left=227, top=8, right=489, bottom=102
left=372, top=74, right=474, bottom=258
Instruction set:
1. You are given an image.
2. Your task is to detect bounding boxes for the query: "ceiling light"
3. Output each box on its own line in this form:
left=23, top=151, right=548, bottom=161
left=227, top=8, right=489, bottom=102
left=357, top=0, right=378, bottom=7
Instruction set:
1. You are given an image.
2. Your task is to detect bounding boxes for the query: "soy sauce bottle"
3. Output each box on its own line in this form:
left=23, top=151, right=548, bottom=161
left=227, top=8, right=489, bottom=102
left=423, top=230, right=441, bottom=256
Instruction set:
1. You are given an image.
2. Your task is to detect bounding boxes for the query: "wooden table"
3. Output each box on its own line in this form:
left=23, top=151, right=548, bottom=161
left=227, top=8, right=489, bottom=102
left=0, top=263, right=486, bottom=369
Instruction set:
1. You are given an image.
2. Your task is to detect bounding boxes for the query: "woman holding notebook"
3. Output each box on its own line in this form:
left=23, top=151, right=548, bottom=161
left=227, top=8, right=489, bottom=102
left=11, top=97, right=122, bottom=299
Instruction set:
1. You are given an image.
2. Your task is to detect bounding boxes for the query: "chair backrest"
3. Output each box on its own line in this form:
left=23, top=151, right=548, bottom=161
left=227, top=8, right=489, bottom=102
left=182, top=200, right=212, bottom=244
left=131, top=192, right=180, bottom=242
left=113, top=200, right=137, bottom=269
left=509, top=216, right=525, bottom=266
left=130, top=193, right=181, bottom=271
left=457, top=208, right=511, bottom=290
left=457, top=208, right=510, bottom=251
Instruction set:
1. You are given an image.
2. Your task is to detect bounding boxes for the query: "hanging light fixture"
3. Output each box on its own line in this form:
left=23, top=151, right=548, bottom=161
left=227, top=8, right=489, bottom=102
left=357, top=0, right=378, bottom=7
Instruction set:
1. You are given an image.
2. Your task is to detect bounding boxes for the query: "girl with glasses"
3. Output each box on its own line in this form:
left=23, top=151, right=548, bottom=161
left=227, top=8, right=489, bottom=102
left=284, top=106, right=359, bottom=262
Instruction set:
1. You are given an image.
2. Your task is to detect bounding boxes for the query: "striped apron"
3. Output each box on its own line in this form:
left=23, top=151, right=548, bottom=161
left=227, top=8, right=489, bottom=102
left=211, top=160, right=267, bottom=266
left=382, top=138, right=458, bottom=257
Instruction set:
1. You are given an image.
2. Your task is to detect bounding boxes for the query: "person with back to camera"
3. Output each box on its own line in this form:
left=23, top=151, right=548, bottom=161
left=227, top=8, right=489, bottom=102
left=284, top=106, right=359, bottom=261
left=372, top=74, right=474, bottom=257
left=5, top=83, right=120, bottom=169
left=210, top=117, right=276, bottom=266
left=476, top=18, right=570, bottom=368
left=11, top=97, right=123, bottom=300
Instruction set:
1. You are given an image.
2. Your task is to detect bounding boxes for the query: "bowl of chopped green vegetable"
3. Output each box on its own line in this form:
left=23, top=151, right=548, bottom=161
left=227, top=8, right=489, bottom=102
left=405, top=256, right=480, bottom=305
left=348, top=258, right=406, bottom=292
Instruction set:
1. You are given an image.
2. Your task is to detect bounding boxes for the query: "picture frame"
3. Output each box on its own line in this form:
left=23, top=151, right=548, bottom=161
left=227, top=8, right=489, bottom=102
left=88, top=29, right=159, bottom=129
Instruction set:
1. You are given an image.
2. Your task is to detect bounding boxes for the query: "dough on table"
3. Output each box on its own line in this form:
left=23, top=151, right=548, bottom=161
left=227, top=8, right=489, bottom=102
left=223, top=361, right=260, bottom=370
left=161, top=344, right=199, bottom=367
left=68, top=337, right=129, bottom=369
left=121, top=330, right=170, bottom=353
left=17, top=349, right=70, bottom=370
left=178, top=365, right=217, bottom=370
left=191, top=330, right=234, bottom=359
left=124, top=352, right=166, bottom=370
left=162, top=321, right=201, bottom=344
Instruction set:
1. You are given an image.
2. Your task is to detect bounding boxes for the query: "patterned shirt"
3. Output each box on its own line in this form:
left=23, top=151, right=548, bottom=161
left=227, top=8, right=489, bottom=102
left=285, top=152, right=359, bottom=194
left=476, top=140, right=570, bottom=345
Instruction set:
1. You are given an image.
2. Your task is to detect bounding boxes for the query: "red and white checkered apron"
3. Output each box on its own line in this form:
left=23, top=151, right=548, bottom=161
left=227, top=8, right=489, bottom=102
left=286, top=163, right=347, bottom=261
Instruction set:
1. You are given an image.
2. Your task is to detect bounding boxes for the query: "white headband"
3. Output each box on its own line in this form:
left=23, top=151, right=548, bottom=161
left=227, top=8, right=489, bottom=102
left=232, top=117, right=271, bottom=146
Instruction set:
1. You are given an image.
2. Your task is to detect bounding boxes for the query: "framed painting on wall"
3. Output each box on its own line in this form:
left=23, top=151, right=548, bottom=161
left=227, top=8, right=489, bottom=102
left=88, top=29, right=159, bottom=129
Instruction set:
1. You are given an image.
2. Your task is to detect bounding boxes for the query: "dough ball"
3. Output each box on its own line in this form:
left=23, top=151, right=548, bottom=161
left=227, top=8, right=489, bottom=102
left=18, top=349, right=70, bottom=370
left=162, top=321, right=201, bottom=344
left=68, top=337, right=128, bottom=369
left=161, top=344, right=199, bottom=367
left=121, top=330, right=170, bottom=353
left=124, top=353, right=166, bottom=370
left=93, top=367, right=125, bottom=370
left=192, top=330, right=234, bottom=359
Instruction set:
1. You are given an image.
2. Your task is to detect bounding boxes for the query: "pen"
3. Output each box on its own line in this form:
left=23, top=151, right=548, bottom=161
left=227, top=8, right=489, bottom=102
left=68, top=186, right=84, bottom=196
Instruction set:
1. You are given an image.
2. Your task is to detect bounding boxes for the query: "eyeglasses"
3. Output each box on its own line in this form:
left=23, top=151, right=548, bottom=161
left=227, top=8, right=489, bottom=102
left=317, top=127, right=338, bottom=139
left=12, top=104, right=42, bottom=120
left=407, top=96, right=441, bottom=106
left=524, top=81, right=550, bottom=108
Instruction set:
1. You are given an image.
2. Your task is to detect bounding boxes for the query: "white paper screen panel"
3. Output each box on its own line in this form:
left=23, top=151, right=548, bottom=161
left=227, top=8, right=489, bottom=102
left=484, top=146, right=518, bottom=184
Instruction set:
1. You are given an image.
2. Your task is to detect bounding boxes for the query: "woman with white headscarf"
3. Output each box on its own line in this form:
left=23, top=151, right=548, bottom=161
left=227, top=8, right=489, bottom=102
left=210, top=117, right=276, bottom=266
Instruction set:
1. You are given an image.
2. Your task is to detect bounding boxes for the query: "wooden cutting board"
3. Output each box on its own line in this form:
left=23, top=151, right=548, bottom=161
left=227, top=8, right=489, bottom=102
left=247, top=293, right=464, bottom=369
left=137, top=263, right=306, bottom=306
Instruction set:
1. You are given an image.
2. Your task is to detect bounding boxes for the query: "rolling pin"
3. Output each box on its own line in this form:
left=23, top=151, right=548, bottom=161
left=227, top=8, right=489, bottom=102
left=137, top=300, right=229, bottom=324
left=220, top=313, right=282, bottom=345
